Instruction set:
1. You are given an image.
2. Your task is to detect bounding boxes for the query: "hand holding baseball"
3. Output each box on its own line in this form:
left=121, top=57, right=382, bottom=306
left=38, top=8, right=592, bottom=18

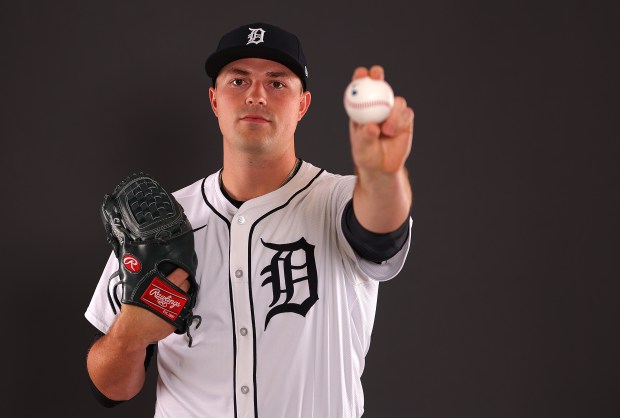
left=346, top=66, right=414, bottom=175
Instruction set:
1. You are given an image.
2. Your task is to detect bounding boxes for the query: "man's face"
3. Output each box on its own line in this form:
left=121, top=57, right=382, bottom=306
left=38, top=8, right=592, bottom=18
left=209, top=58, right=311, bottom=156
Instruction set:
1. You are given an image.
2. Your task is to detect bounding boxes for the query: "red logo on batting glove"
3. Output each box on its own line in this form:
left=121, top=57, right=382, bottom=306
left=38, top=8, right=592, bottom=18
left=122, top=253, right=142, bottom=273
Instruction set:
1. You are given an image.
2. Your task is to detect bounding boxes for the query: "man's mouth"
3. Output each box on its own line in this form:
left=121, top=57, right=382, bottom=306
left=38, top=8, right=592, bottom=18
left=241, top=114, right=270, bottom=123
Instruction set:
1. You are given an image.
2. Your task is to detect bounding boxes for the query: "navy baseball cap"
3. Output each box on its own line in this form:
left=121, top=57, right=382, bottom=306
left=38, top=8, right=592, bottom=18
left=205, top=22, right=309, bottom=91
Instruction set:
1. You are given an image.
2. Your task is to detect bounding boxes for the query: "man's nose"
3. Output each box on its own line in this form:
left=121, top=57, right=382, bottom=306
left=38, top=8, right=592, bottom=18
left=245, top=82, right=267, bottom=106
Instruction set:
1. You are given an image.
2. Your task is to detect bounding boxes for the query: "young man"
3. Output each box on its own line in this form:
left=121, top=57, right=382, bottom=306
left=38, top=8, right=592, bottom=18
left=85, top=22, right=414, bottom=418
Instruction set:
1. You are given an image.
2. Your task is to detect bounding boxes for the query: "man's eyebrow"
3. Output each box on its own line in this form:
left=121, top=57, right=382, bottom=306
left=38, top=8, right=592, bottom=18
left=265, top=71, right=291, bottom=78
left=224, top=67, right=250, bottom=76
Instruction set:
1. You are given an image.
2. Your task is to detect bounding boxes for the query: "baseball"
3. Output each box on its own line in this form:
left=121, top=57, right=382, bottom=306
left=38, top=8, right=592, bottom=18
left=343, top=77, right=395, bottom=124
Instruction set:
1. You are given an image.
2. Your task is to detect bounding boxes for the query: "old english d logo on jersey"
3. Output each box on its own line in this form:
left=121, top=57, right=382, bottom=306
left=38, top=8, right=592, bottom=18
left=260, top=237, right=318, bottom=329
left=247, top=27, right=266, bottom=44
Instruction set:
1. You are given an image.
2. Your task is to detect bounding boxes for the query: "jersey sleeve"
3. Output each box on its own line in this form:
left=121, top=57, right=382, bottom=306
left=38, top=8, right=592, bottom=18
left=331, top=175, right=413, bottom=282
left=341, top=199, right=410, bottom=263
left=84, top=251, right=121, bottom=334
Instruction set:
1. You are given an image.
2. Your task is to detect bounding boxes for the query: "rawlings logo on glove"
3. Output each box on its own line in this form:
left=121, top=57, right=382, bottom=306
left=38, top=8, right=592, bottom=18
left=123, top=254, right=142, bottom=273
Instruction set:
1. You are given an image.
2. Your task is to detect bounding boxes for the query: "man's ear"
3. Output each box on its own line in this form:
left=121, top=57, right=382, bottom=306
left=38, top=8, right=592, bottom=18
left=298, top=91, right=312, bottom=121
left=209, top=87, right=218, bottom=117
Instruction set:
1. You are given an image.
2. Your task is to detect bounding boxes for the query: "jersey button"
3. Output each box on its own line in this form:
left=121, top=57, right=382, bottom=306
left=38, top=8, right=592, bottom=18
left=241, top=385, right=250, bottom=394
left=237, top=216, right=245, bottom=224
left=240, top=327, right=248, bottom=336
left=235, top=269, right=243, bottom=278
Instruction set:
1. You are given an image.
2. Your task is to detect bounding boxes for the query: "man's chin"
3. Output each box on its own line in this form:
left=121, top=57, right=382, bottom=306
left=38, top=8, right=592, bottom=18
left=229, top=134, right=274, bottom=152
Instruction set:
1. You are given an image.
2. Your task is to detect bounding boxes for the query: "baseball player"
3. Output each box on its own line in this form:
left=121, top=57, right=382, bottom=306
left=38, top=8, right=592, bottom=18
left=85, top=22, right=414, bottom=418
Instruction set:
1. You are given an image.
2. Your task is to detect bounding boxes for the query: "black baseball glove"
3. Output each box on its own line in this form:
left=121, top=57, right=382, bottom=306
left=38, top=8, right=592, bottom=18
left=101, top=173, right=201, bottom=347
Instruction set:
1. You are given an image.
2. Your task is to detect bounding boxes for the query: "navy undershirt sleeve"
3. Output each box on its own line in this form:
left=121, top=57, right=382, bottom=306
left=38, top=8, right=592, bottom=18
left=87, top=331, right=156, bottom=408
left=341, top=199, right=410, bottom=264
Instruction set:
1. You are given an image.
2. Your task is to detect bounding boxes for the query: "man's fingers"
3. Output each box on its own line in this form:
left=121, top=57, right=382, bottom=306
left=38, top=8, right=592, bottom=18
left=352, top=67, right=368, bottom=80
left=369, top=65, right=384, bottom=80
left=350, top=120, right=381, bottom=143
left=168, top=267, right=190, bottom=291
left=352, top=65, right=385, bottom=81
left=379, top=97, right=408, bottom=136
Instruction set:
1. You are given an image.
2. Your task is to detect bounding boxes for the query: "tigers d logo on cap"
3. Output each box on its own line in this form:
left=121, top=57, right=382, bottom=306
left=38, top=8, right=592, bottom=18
left=247, top=27, right=266, bottom=45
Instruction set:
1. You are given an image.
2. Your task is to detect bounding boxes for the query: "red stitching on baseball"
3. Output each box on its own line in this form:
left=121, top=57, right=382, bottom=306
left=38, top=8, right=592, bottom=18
left=344, top=98, right=392, bottom=109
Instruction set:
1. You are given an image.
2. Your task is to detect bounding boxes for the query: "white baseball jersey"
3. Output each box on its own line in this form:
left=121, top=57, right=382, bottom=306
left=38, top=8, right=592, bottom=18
left=85, top=161, right=412, bottom=418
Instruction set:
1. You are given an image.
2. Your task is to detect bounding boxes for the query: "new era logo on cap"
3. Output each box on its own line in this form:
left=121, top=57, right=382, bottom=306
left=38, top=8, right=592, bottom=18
left=205, top=22, right=309, bottom=90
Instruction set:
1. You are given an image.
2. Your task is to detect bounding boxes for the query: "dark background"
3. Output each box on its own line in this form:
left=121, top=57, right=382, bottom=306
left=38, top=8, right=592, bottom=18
left=2, top=1, right=618, bottom=417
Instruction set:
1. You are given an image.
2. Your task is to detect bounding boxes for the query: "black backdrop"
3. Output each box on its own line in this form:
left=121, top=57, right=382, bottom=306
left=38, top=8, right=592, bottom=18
left=2, top=1, right=618, bottom=417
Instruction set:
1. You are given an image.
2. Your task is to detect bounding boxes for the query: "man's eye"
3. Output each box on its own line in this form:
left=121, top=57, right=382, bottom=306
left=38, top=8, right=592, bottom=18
left=231, top=79, right=244, bottom=86
left=272, top=81, right=285, bottom=89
